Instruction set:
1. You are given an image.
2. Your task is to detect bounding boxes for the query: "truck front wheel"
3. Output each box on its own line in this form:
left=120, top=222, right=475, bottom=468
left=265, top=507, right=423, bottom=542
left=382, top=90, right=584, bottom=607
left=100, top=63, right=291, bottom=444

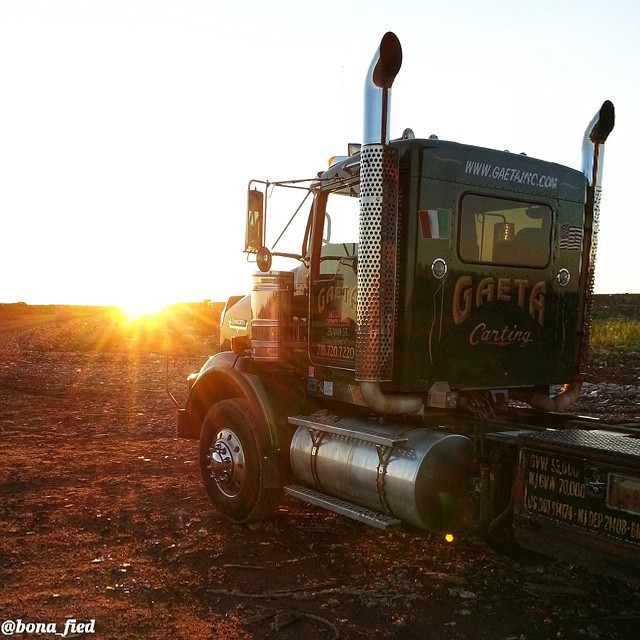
left=199, top=398, right=280, bottom=522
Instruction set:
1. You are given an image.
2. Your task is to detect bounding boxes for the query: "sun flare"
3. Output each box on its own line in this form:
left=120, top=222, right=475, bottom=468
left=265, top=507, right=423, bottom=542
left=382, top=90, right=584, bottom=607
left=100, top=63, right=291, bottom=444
left=117, top=299, right=167, bottom=323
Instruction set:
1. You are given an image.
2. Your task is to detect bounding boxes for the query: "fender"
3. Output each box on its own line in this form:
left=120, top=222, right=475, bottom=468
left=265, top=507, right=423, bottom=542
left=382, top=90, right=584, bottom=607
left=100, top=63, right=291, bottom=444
left=179, top=351, right=304, bottom=488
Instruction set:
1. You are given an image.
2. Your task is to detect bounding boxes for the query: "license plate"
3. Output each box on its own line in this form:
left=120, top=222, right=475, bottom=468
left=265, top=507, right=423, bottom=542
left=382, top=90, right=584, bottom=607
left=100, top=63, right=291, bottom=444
left=608, top=474, right=640, bottom=515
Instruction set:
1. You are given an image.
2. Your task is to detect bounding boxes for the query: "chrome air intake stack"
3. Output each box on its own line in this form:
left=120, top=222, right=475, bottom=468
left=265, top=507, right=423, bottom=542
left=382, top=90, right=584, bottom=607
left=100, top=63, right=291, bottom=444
left=356, top=33, right=423, bottom=414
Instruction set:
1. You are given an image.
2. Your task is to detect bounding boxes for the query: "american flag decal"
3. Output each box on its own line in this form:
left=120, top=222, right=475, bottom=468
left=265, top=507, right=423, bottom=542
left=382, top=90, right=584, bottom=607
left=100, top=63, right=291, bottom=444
left=559, top=225, right=582, bottom=251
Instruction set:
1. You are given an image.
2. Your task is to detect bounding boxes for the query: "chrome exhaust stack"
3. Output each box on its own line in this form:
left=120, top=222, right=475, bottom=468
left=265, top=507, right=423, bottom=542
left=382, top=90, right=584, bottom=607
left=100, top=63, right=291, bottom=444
left=356, top=32, right=423, bottom=415
left=582, top=100, right=615, bottom=188
left=575, top=100, right=615, bottom=381
left=528, top=100, right=615, bottom=414
left=363, top=32, right=402, bottom=146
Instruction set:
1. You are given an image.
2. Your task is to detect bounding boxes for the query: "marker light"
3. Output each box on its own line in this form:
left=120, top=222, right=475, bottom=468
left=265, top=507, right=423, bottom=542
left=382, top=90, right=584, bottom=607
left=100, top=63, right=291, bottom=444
left=328, top=155, right=348, bottom=166
left=557, top=268, right=571, bottom=287
left=431, top=258, right=448, bottom=279
left=445, top=533, right=454, bottom=543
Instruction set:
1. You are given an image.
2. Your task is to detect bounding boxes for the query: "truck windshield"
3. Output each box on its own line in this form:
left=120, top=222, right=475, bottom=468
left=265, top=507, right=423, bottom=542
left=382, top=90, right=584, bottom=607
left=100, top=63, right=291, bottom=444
left=458, top=194, right=552, bottom=268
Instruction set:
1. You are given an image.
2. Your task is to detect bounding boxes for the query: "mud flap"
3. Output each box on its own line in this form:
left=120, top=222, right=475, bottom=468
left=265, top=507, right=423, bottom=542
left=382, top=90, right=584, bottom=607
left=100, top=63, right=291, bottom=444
left=177, top=408, right=200, bottom=440
left=512, top=429, right=640, bottom=584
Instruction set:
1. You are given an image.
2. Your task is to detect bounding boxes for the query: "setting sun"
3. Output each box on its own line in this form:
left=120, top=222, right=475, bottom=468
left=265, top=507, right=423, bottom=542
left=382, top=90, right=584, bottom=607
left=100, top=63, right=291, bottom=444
left=117, top=299, right=167, bottom=323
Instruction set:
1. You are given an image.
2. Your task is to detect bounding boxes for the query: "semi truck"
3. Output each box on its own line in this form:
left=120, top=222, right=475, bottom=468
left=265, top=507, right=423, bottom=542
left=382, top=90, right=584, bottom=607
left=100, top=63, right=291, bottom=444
left=174, top=32, right=640, bottom=583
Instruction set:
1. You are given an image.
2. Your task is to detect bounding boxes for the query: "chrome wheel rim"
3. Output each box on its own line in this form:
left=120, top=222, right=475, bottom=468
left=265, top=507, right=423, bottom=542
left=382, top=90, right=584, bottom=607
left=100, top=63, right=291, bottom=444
left=207, top=428, right=246, bottom=497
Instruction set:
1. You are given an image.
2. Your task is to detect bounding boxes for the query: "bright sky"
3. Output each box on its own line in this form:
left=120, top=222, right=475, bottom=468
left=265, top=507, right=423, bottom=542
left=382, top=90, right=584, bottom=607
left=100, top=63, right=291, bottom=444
left=1, top=0, right=638, bottom=310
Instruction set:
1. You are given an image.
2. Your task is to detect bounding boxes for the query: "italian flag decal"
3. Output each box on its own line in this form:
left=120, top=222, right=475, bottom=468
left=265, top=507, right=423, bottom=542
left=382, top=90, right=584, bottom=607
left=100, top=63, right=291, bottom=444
left=419, top=209, right=449, bottom=239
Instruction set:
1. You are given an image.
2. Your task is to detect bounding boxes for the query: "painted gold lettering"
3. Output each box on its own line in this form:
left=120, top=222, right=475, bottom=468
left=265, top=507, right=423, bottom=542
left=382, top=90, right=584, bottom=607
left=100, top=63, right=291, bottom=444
left=497, top=278, right=511, bottom=302
left=469, top=323, right=533, bottom=347
left=453, top=276, right=473, bottom=325
left=452, top=276, right=546, bottom=327
left=513, top=279, right=529, bottom=308
left=476, top=277, right=495, bottom=307
left=529, top=281, right=546, bottom=326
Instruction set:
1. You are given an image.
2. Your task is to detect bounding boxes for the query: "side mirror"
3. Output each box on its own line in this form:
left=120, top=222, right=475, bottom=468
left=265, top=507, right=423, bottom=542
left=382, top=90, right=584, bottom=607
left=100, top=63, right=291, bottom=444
left=245, top=189, right=264, bottom=253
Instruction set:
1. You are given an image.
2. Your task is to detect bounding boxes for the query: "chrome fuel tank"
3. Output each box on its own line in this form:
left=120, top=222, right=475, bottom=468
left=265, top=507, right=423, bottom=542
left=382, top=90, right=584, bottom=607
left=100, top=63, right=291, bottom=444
left=290, top=419, right=476, bottom=532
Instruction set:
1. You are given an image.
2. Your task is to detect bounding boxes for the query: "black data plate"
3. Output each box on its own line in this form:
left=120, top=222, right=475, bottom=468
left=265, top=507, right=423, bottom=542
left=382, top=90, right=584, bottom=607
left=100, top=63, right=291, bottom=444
left=519, top=448, right=640, bottom=547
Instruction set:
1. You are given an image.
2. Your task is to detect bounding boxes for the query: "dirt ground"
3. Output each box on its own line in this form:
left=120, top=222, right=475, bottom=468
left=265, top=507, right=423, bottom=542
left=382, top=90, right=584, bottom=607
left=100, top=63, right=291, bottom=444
left=1, top=302, right=640, bottom=640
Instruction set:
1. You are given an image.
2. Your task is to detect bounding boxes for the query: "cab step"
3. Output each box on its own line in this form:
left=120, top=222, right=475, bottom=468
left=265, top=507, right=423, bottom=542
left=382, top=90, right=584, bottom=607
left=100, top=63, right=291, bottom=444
left=284, top=484, right=401, bottom=531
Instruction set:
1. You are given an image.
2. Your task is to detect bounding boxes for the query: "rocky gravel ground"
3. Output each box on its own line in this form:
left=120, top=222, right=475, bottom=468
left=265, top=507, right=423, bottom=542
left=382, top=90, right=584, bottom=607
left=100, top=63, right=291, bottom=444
left=0, top=302, right=639, bottom=639
left=571, top=346, right=640, bottom=423
left=578, top=381, right=640, bottom=419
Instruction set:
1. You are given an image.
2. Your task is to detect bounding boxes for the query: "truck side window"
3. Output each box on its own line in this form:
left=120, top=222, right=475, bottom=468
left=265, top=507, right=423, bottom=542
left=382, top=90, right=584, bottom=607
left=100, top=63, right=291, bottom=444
left=319, top=187, right=360, bottom=277
left=458, top=194, right=552, bottom=268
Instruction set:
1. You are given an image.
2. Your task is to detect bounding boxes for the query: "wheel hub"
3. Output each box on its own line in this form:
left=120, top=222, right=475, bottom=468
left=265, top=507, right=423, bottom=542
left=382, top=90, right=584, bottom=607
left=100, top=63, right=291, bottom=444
left=207, top=428, right=246, bottom=497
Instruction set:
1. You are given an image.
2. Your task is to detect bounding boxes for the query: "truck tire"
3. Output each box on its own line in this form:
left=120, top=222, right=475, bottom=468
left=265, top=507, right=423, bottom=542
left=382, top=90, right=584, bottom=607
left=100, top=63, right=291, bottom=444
left=199, top=398, right=280, bottom=522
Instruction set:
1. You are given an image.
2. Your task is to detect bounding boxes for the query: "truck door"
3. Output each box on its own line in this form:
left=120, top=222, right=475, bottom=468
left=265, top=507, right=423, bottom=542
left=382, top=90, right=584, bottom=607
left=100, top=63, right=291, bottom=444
left=309, top=184, right=360, bottom=370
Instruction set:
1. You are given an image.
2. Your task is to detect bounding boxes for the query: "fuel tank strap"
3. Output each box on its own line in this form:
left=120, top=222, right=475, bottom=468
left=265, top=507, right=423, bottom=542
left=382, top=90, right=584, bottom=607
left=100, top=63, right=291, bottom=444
left=309, top=429, right=325, bottom=492
left=375, top=444, right=393, bottom=516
